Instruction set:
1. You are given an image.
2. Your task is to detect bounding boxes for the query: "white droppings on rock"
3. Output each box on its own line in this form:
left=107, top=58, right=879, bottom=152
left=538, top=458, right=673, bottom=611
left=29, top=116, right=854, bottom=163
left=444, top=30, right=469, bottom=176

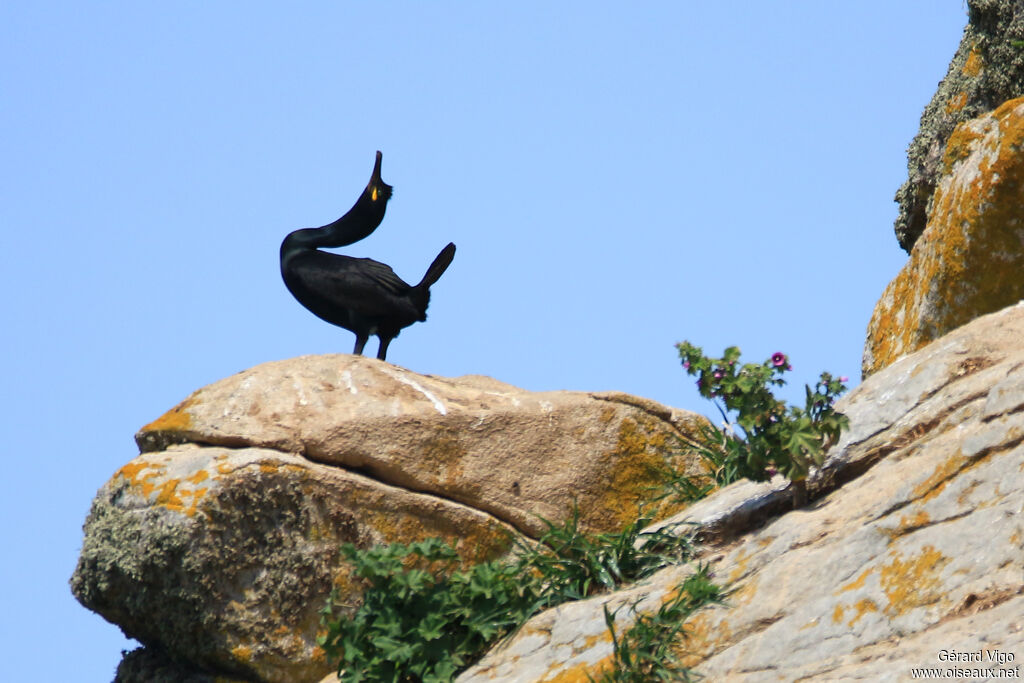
left=340, top=369, right=358, bottom=395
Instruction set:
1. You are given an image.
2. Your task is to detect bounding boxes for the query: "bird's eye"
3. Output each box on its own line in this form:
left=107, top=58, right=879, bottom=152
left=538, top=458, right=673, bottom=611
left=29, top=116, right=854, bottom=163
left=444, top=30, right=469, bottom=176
left=371, top=187, right=379, bottom=201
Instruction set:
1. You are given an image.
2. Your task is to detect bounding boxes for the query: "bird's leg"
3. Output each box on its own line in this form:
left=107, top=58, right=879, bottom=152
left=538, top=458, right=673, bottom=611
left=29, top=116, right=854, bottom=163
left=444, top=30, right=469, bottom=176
left=377, top=336, right=392, bottom=361
left=353, top=334, right=368, bottom=356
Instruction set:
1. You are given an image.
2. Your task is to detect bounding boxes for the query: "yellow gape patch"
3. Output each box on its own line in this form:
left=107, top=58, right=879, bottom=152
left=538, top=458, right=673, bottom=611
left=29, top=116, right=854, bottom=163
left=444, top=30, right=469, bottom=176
left=371, top=187, right=378, bottom=201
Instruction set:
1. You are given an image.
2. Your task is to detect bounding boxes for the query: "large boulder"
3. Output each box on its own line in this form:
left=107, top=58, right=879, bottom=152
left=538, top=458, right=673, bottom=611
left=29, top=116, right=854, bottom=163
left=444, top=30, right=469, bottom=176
left=458, top=301, right=1024, bottom=681
left=71, top=356, right=708, bottom=682
left=864, top=97, right=1024, bottom=377
left=894, top=0, right=1024, bottom=252
left=133, top=356, right=707, bottom=537
left=72, top=446, right=517, bottom=683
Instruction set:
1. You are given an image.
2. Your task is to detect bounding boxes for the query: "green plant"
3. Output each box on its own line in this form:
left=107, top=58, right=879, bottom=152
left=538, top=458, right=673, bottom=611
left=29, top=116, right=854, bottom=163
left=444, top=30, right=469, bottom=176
left=593, top=564, right=724, bottom=682
left=676, top=343, right=849, bottom=484
left=318, top=538, right=542, bottom=682
left=519, top=505, right=695, bottom=601
left=319, top=508, right=699, bottom=681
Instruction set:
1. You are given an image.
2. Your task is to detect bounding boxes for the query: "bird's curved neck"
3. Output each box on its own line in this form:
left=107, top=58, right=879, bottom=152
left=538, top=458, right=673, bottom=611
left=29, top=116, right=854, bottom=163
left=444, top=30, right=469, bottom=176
left=280, top=210, right=365, bottom=255
left=281, top=227, right=328, bottom=259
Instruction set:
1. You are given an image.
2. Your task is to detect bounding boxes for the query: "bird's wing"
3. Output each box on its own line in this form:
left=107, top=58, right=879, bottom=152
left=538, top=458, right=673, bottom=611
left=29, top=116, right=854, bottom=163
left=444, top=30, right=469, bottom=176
left=285, top=251, right=412, bottom=316
left=349, top=257, right=409, bottom=296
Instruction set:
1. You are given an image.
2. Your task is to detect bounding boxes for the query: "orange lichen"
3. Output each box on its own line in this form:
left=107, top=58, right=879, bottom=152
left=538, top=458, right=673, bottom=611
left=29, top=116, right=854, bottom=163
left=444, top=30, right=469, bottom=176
left=116, top=462, right=152, bottom=486
left=865, top=97, right=1024, bottom=376
left=155, top=479, right=184, bottom=508
left=230, top=644, right=253, bottom=663
left=902, top=510, right=932, bottom=527
left=942, top=121, right=987, bottom=174
left=541, top=654, right=613, bottom=683
left=880, top=545, right=948, bottom=616
left=727, top=548, right=752, bottom=584
left=945, top=91, right=968, bottom=114
left=848, top=598, right=879, bottom=626
left=881, top=509, right=932, bottom=540
left=538, top=630, right=615, bottom=682
left=582, top=630, right=611, bottom=651
left=358, top=500, right=513, bottom=567
left=140, top=394, right=198, bottom=432
left=186, top=488, right=208, bottom=517
left=962, top=46, right=983, bottom=77
left=835, top=576, right=883, bottom=625
left=588, top=415, right=688, bottom=532
left=837, top=566, right=874, bottom=594
left=116, top=461, right=167, bottom=498
left=728, top=578, right=758, bottom=607
left=677, top=612, right=733, bottom=669
left=116, top=458, right=213, bottom=517
left=912, top=454, right=968, bottom=503
left=421, top=428, right=467, bottom=490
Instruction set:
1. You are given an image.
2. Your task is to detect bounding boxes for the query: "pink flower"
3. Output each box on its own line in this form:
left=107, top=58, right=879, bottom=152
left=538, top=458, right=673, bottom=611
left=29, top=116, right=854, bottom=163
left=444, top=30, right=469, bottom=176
left=683, top=361, right=690, bottom=370
left=839, top=376, right=849, bottom=383
left=771, top=352, right=787, bottom=367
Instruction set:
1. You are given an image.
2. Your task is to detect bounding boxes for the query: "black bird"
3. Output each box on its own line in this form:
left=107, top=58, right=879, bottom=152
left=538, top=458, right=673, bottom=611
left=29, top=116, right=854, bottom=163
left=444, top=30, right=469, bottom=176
left=280, top=151, right=456, bottom=360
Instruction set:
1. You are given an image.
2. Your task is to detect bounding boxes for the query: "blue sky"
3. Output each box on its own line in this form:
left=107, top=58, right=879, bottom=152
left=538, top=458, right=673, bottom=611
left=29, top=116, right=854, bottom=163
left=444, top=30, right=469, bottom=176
left=1, top=3, right=967, bottom=679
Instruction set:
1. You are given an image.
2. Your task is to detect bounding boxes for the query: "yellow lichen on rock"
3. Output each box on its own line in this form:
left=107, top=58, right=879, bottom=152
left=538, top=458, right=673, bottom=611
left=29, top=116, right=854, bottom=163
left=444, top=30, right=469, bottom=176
left=675, top=611, right=733, bottom=669
left=847, top=598, right=879, bottom=626
left=540, top=656, right=612, bottom=683
left=879, top=545, right=948, bottom=616
left=962, top=45, right=983, bottom=77
left=588, top=415, right=690, bottom=532
left=141, top=394, right=197, bottom=432
left=945, top=91, right=968, bottom=114
left=863, top=97, right=1024, bottom=376
left=114, top=453, right=219, bottom=518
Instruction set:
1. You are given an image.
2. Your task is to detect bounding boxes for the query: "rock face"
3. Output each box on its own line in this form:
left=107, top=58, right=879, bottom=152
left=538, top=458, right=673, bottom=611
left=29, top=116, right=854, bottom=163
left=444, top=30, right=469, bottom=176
left=74, top=446, right=517, bottom=682
left=458, top=302, right=1024, bottom=681
left=71, top=356, right=707, bottom=683
left=133, top=356, right=707, bottom=537
left=894, top=0, right=1024, bottom=252
left=864, top=97, right=1024, bottom=377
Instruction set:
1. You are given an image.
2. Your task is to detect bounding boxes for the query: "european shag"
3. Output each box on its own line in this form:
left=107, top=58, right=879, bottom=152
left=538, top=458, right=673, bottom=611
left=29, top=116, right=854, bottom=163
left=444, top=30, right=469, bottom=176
left=280, top=151, right=456, bottom=360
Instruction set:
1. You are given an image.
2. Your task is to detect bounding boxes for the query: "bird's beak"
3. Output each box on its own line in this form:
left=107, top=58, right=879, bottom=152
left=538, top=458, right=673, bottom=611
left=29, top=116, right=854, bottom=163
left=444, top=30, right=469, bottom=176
left=372, top=150, right=383, bottom=183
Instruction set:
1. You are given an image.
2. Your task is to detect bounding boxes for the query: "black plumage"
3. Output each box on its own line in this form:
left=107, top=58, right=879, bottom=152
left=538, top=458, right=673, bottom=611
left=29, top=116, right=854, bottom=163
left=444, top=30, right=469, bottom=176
left=280, top=151, right=456, bottom=360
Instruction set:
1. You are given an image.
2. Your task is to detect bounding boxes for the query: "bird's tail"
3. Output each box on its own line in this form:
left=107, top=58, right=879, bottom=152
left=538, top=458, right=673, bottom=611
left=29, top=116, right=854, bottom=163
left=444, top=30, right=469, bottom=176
left=412, top=242, right=456, bottom=315
left=417, top=243, right=456, bottom=289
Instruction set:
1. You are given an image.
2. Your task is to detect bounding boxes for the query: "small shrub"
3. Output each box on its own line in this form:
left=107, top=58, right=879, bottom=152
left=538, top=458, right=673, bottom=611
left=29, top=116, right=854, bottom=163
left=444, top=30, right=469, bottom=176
left=675, top=342, right=849, bottom=484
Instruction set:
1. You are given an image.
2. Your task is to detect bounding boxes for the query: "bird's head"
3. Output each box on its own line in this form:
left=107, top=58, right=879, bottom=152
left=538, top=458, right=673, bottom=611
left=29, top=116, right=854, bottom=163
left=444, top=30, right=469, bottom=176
left=367, top=150, right=393, bottom=204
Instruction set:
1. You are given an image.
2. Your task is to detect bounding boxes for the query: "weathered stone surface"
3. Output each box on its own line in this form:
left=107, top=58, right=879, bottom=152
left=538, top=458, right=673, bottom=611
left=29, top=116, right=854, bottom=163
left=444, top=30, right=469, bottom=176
left=895, top=0, right=1024, bottom=252
left=74, top=357, right=708, bottom=682
left=135, top=356, right=708, bottom=537
left=865, top=98, right=1024, bottom=377
left=115, top=647, right=250, bottom=683
left=458, top=302, right=1024, bottom=682
left=73, top=445, right=518, bottom=683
